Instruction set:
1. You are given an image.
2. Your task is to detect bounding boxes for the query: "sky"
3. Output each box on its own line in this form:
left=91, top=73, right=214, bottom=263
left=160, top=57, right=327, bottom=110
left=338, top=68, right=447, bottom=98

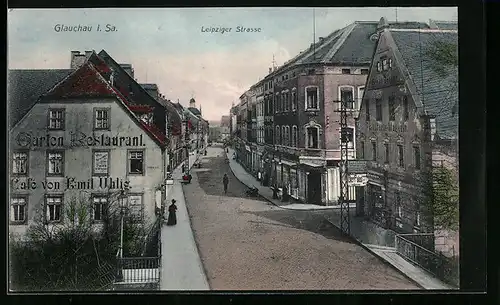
left=8, top=7, right=457, bottom=121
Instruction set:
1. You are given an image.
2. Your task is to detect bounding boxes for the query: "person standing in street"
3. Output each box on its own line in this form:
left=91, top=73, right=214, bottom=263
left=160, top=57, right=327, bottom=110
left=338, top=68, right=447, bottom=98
left=167, top=199, right=178, bottom=226
left=223, top=173, right=229, bottom=194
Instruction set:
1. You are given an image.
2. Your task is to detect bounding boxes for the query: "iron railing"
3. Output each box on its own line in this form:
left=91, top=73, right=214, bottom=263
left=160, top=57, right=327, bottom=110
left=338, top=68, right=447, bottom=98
left=116, top=257, right=160, bottom=283
left=395, top=234, right=459, bottom=287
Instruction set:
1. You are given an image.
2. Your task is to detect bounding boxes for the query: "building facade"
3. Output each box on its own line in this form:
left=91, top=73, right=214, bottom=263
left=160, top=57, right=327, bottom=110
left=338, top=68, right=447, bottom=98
left=9, top=58, right=170, bottom=237
left=356, top=27, right=458, bottom=239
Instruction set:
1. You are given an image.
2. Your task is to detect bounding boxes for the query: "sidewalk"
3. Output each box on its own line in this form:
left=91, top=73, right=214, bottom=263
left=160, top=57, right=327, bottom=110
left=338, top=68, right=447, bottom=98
left=160, top=153, right=209, bottom=291
left=225, top=147, right=453, bottom=290
left=226, top=148, right=351, bottom=211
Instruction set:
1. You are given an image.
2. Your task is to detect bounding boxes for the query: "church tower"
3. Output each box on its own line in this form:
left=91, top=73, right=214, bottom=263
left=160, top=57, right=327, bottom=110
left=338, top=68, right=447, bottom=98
left=189, top=98, right=196, bottom=108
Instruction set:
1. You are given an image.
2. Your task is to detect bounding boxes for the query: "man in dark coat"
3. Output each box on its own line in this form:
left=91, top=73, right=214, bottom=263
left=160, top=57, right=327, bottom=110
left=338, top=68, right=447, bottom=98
left=166, top=199, right=178, bottom=226
left=223, top=173, right=229, bottom=194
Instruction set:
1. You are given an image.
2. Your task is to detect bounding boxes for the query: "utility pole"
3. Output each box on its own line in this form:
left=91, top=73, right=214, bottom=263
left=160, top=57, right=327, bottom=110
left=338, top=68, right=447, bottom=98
left=335, top=97, right=353, bottom=236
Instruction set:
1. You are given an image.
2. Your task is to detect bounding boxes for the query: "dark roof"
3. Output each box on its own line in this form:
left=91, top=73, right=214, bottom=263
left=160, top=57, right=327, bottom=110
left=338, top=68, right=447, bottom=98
left=391, top=29, right=458, bottom=140
left=188, top=107, right=201, bottom=116
left=328, top=22, right=379, bottom=64
left=141, top=83, right=158, bottom=90
left=157, top=98, right=182, bottom=135
left=8, top=69, right=73, bottom=128
left=388, top=22, right=430, bottom=29
left=429, top=20, right=458, bottom=30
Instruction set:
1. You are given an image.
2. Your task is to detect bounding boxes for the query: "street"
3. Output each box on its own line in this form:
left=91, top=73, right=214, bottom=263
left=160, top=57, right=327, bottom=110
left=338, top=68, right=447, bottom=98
left=182, top=145, right=419, bottom=290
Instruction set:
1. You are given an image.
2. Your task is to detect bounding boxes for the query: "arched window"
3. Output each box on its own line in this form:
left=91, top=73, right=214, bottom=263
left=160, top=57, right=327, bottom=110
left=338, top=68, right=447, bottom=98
left=292, top=125, right=298, bottom=147
left=275, top=125, right=280, bottom=145
left=305, top=125, right=320, bottom=149
left=282, top=126, right=286, bottom=146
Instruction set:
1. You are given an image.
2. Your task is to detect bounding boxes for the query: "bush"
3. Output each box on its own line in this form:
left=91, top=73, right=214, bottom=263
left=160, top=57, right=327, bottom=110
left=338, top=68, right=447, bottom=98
left=9, top=193, right=154, bottom=291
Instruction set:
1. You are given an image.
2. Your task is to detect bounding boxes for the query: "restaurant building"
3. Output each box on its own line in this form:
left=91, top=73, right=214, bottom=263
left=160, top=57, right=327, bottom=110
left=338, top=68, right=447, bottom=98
left=9, top=53, right=171, bottom=237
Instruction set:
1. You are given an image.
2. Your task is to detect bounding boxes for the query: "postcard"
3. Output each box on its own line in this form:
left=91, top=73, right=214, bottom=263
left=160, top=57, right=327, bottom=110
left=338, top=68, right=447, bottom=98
left=7, top=7, right=459, bottom=292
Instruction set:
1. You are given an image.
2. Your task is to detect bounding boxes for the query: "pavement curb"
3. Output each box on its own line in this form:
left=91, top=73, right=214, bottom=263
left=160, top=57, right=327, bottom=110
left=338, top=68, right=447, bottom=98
left=320, top=217, right=426, bottom=290
left=225, top=150, right=334, bottom=212
left=226, top=148, right=425, bottom=290
left=177, top=155, right=211, bottom=290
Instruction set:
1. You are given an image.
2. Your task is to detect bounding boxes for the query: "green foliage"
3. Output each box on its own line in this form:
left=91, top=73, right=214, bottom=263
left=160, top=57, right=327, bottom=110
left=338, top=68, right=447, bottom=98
left=425, top=40, right=458, bottom=76
left=9, top=193, right=154, bottom=291
left=422, top=166, right=459, bottom=231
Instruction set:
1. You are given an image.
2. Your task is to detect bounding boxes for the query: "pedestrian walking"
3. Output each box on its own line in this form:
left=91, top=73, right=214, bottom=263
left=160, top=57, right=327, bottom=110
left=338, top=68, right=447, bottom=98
left=166, top=199, right=178, bottom=226
left=181, top=163, right=186, bottom=174
left=223, top=173, right=229, bottom=194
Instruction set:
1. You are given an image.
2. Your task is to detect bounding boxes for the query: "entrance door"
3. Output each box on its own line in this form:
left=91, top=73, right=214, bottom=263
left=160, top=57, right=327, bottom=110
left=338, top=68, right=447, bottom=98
left=307, top=171, right=322, bottom=205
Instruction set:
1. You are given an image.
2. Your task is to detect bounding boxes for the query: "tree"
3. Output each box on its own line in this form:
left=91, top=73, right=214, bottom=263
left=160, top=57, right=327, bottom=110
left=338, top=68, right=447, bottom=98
left=9, top=191, right=154, bottom=291
left=425, top=40, right=458, bottom=77
left=420, top=165, right=459, bottom=232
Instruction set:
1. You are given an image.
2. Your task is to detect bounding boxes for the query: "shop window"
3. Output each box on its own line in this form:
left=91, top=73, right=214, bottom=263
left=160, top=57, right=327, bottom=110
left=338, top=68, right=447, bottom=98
left=306, top=126, right=319, bottom=149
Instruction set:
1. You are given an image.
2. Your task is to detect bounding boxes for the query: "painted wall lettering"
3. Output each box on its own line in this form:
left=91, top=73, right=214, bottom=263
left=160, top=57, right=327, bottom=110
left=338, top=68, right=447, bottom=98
left=14, top=131, right=146, bottom=148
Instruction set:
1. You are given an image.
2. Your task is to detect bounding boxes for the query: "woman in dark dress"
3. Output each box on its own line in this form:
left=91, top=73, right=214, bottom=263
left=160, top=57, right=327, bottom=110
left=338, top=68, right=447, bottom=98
left=167, top=199, right=178, bottom=226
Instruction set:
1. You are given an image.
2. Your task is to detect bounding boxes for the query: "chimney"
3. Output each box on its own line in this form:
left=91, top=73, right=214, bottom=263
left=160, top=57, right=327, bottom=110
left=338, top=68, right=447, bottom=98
left=70, top=51, right=87, bottom=69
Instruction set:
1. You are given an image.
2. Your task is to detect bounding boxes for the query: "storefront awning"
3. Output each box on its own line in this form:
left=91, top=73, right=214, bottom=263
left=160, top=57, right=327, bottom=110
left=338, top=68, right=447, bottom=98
left=300, top=161, right=323, bottom=168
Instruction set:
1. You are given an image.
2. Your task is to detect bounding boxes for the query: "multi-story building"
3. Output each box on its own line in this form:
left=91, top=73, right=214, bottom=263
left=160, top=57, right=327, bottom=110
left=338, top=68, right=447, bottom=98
left=220, top=115, right=231, bottom=141
left=356, top=26, right=458, bottom=241
left=9, top=53, right=171, bottom=237
left=235, top=93, right=248, bottom=166
left=236, top=17, right=433, bottom=206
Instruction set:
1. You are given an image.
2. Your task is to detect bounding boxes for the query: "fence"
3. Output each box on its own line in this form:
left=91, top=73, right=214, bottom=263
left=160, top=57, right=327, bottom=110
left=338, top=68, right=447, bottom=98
left=395, top=234, right=459, bottom=287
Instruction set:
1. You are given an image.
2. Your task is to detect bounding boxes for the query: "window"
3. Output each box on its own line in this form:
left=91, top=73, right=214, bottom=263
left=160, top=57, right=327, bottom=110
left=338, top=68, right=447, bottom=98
left=282, top=126, right=286, bottom=146
left=306, top=87, right=319, bottom=110
left=283, top=92, right=289, bottom=112
left=365, top=100, right=370, bottom=121
left=47, top=151, right=64, bottom=176
left=292, top=125, right=298, bottom=147
left=398, top=144, right=404, bottom=167
left=389, top=58, right=393, bottom=69
left=94, top=108, right=110, bottom=129
left=382, top=59, right=389, bottom=70
left=372, top=142, right=377, bottom=161
left=10, top=197, right=27, bottom=223
left=46, top=196, right=62, bottom=223
left=12, top=151, right=28, bottom=175
left=48, top=109, right=65, bottom=130
left=416, top=212, right=421, bottom=226
left=339, top=87, right=354, bottom=109
left=128, top=150, right=144, bottom=174
left=92, top=196, right=108, bottom=221
left=128, top=194, right=143, bottom=223
left=359, top=141, right=364, bottom=159
left=357, top=86, right=365, bottom=108
left=93, top=151, right=109, bottom=176
left=413, top=146, right=421, bottom=170
left=377, top=62, right=382, bottom=72
left=403, top=96, right=409, bottom=121
left=361, top=69, right=369, bottom=75
left=275, top=94, right=280, bottom=113
left=275, top=126, right=280, bottom=145
left=389, top=96, right=396, bottom=121
left=306, top=127, right=319, bottom=149
left=395, top=192, right=402, bottom=218
left=342, top=68, right=351, bottom=74
left=341, top=127, right=354, bottom=148
left=291, top=90, right=297, bottom=111
left=375, top=99, right=382, bottom=121
left=384, top=143, right=389, bottom=164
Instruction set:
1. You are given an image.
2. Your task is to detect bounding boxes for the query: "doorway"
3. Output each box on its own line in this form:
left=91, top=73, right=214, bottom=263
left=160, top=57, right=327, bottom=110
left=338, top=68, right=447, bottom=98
left=307, top=171, right=322, bottom=205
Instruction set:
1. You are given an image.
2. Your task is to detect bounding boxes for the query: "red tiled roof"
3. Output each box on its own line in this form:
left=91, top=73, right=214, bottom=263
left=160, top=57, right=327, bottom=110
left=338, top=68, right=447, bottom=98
left=43, top=61, right=168, bottom=147
left=44, top=64, right=115, bottom=98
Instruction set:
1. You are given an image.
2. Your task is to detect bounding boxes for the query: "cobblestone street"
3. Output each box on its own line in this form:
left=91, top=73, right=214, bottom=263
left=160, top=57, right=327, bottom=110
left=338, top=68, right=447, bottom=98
left=182, top=146, right=419, bottom=290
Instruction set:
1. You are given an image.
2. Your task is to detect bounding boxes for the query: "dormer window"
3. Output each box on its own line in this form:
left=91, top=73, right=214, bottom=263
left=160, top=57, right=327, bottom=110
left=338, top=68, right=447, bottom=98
left=377, top=62, right=382, bottom=72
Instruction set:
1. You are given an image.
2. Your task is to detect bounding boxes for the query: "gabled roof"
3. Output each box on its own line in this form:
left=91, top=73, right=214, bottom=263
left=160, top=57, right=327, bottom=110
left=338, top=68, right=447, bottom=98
left=157, top=97, right=182, bottom=135
left=429, top=20, right=458, bottom=30
left=188, top=107, right=201, bottom=116
left=390, top=29, right=458, bottom=140
left=41, top=60, right=167, bottom=147
left=141, top=83, right=158, bottom=90
left=8, top=69, right=73, bottom=128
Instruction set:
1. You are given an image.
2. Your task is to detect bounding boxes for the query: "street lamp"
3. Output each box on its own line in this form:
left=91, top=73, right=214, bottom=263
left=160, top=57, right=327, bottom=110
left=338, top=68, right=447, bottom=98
left=119, top=189, right=127, bottom=259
